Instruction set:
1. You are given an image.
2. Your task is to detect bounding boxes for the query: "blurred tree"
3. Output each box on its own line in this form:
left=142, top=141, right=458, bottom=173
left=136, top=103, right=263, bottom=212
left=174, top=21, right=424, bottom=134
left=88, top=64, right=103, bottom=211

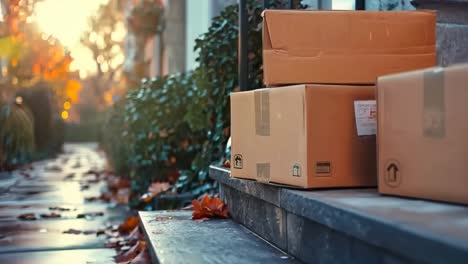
left=81, top=0, right=125, bottom=107
left=0, top=0, right=78, bottom=167
left=0, top=0, right=81, bottom=107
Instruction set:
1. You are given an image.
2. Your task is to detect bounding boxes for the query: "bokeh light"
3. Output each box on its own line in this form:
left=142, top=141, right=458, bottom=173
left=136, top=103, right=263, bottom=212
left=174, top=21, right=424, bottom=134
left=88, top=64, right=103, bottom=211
left=61, top=110, right=69, bottom=120
left=63, top=101, right=71, bottom=110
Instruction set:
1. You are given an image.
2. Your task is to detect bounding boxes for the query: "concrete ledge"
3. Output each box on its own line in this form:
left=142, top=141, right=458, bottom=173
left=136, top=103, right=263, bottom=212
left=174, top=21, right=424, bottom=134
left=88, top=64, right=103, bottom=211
left=139, top=210, right=298, bottom=264
left=210, top=165, right=468, bottom=264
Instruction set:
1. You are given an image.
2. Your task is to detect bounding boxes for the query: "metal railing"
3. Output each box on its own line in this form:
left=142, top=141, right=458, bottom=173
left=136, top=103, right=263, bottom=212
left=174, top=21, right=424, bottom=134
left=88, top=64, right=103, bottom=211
left=238, top=0, right=366, bottom=91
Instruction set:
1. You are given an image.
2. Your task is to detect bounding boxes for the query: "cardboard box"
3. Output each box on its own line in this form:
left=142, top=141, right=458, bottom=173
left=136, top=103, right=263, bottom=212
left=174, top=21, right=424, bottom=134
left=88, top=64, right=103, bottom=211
left=231, top=84, right=377, bottom=188
left=377, top=64, right=468, bottom=205
left=263, top=10, right=436, bottom=86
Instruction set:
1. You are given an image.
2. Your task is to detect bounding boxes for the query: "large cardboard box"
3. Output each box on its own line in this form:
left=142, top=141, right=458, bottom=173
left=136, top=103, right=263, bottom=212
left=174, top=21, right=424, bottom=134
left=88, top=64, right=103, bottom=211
left=263, top=10, right=436, bottom=86
left=231, top=84, right=376, bottom=188
left=377, top=64, right=468, bottom=204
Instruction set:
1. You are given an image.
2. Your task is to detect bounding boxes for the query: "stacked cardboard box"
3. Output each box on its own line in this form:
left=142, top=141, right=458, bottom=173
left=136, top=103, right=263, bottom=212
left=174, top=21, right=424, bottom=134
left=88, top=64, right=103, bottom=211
left=231, top=10, right=436, bottom=189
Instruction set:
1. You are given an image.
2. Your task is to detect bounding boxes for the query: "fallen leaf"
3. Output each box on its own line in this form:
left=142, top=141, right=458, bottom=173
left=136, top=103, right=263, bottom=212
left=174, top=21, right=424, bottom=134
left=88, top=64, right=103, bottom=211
left=124, top=247, right=150, bottom=264
left=139, top=193, right=153, bottom=203
left=77, top=212, right=104, bottom=219
left=85, top=196, right=98, bottom=202
left=192, top=196, right=228, bottom=220
left=148, top=182, right=170, bottom=195
left=105, top=237, right=121, bottom=248
left=18, top=213, right=37, bottom=221
left=100, top=193, right=112, bottom=202
left=63, top=173, right=75, bottom=180
left=83, top=230, right=96, bottom=235
left=126, top=226, right=142, bottom=241
left=85, top=169, right=100, bottom=176
left=114, top=240, right=146, bottom=263
left=40, top=212, right=61, bottom=219
left=223, top=161, right=231, bottom=168
left=139, top=182, right=170, bottom=203
left=149, top=216, right=173, bottom=223
left=195, top=217, right=210, bottom=223
left=120, top=246, right=131, bottom=251
left=49, top=206, right=75, bottom=211
left=106, top=230, right=120, bottom=238
left=181, top=204, right=194, bottom=210
left=63, top=228, right=82, bottom=235
left=118, top=216, right=139, bottom=234
left=85, top=193, right=111, bottom=203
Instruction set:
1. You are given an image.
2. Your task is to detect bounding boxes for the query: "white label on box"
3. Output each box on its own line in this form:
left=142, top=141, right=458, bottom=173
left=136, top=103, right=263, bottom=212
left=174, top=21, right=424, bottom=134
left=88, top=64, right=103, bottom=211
left=354, top=100, right=377, bottom=136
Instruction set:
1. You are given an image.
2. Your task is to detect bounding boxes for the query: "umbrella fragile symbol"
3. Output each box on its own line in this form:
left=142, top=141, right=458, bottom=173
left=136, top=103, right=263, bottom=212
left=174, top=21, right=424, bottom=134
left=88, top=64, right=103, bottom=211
left=234, top=154, right=243, bottom=169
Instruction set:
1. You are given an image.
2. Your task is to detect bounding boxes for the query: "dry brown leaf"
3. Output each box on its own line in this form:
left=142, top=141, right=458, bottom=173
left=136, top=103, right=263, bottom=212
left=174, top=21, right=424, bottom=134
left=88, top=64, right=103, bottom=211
left=77, top=212, right=104, bottom=219
left=18, top=213, right=37, bottom=221
left=63, top=173, right=75, bottom=180
left=139, top=182, right=170, bottom=203
left=40, top=212, right=61, bottom=219
left=49, top=206, right=75, bottom=211
left=114, top=240, right=146, bottom=263
left=83, top=230, right=96, bottom=235
left=63, top=228, right=82, bottom=235
left=148, top=216, right=173, bottom=223
left=125, top=247, right=151, bottom=264
left=126, top=226, right=142, bottom=241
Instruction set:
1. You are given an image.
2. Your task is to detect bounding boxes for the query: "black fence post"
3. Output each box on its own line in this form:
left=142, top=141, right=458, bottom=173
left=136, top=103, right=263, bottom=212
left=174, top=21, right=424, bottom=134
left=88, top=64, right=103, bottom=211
left=264, top=0, right=270, bottom=9
left=287, top=0, right=294, bottom=9
left=356, top=0, right=365, bottom=10
left=239, top=0, right=249, bottom=91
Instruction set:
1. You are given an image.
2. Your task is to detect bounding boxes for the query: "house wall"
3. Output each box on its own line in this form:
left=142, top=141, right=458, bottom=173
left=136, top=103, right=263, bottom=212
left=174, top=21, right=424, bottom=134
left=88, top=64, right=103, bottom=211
left=185, top=0, right=237, bottom=72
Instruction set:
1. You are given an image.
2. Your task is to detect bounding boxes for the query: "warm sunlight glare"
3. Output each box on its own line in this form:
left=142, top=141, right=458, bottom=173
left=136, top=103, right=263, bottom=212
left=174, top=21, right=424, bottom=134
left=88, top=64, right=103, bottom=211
left=33, top=0, right=110, bottom=76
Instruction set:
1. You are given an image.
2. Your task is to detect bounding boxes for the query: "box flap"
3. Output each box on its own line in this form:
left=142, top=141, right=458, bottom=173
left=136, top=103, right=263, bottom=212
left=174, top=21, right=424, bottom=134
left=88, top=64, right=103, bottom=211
left=263, top=10, right=436, bottom=56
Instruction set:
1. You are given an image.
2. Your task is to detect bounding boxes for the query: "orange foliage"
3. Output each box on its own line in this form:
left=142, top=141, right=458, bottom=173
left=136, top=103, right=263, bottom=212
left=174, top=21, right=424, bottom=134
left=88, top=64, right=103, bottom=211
left=192, top=196, right=228, bottom=220
left=1, top=0, right=81, bottom=104
left=118, top=216, right=140, bottom=234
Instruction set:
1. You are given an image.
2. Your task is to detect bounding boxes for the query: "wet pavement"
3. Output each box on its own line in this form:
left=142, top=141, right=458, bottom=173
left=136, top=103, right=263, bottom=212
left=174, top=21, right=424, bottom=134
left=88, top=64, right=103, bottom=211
left=0, top=143, right=130, bottom=263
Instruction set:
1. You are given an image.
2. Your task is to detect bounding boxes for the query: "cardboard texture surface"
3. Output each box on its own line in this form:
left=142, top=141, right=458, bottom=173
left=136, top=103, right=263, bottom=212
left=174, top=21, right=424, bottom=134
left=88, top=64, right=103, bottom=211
left=377, top=64, right=468, bottom=205
left=231, top=85, right=376, bottom=188
left=263, top=10, right=436, bottom=86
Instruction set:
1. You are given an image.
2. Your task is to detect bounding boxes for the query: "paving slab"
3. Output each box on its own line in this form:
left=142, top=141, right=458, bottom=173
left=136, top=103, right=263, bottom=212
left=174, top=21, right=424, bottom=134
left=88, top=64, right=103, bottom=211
left=0, top=143, right=129, bottom=261
left=0, top=248, right=115, bottom=264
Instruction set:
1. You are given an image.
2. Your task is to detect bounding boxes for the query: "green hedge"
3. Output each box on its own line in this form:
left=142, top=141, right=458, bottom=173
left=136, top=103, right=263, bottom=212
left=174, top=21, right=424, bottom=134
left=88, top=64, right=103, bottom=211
left=101, top=1, right=296, bottom=205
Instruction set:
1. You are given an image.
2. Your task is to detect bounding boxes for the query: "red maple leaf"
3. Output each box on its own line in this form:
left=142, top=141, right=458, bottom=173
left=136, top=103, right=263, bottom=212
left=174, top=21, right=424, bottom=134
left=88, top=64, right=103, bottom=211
left=191, top=196, right=228, bottom=220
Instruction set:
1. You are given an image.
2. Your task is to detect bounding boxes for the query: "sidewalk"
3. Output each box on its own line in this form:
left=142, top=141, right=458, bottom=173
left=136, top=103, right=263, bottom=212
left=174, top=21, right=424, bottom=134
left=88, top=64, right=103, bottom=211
left=0, top=171, right=19, bottom=193
left=0, top=143, right=130, bottom=264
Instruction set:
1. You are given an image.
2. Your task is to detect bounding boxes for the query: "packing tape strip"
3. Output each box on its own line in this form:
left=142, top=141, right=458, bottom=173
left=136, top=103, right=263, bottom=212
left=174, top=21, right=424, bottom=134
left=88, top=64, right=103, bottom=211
left=254, top=89, right=270, bottom=136
left=256, top=163, right=271, bottom=183
left=423, top=67, right=445, bottom=138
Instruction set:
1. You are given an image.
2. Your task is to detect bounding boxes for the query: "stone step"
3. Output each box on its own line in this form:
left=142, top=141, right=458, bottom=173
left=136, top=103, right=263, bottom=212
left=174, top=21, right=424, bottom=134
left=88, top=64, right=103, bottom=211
left=209, top=165, right=468, bottom=264
left=139, top=210, right=299, bottom=264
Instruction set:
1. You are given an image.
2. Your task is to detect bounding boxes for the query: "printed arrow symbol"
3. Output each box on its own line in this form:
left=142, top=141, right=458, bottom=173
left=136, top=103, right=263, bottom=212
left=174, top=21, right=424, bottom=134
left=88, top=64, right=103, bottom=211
left=387, top=163, right=399, bottom=182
